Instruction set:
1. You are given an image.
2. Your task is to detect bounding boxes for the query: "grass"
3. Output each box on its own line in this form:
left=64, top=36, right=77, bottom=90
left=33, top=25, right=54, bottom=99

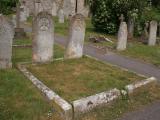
left=0, top=39, right=65, bottom=120
left=120, top=42, right=160, bottom=67
left=26, top=56, right=144, bottom=102
left=0, top=69, right=52, bottom=120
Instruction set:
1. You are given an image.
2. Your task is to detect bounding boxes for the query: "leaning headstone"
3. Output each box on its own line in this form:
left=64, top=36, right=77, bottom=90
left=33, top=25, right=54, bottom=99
left=117, top=22, right=128, bottom=51
left=58, top=9, right=64, bottom=23
left=65, top=14, right=86, bottom=59
left=0, top=15, right=14, bottom=69
left=148, top=20, right=158, bottom=46
left=33, top=12, right=54, bottom=63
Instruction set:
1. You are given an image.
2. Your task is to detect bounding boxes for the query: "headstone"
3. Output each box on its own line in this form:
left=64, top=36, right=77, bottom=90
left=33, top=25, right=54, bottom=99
left=128, top=18, right=134, bottom=39
left=34, top=0, right=43, bottom=16
left=51, top=1, right=57, bottom=16
left=12, top=15, right=17, bottom=28
left=63, top=0, right=76, bottom=18
left=148, top=20, right=158, bottom=46
left=14, top=3, right=26, bottom=39
left=65, top=14, right=86, bottom=59
left=0, top=15, right=14, bottom=69
left=20, top=5, right=27, bottom=22
left=119, top=14, right=124, bottom=23
left=58, top=9, right=64, bottom=23
left=33, top=12, right=54, bottom=63
left=117, top=22, right=128, bottom=51
left=76, top=0, right=89, bottom=17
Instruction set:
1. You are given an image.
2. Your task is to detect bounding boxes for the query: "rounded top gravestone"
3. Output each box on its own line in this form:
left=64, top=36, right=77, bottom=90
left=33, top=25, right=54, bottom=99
left=65, top=14, right=86, bottom=59
left=32, top=12, right=54, bottom=63
left=0, top=15, right=14, bottom=69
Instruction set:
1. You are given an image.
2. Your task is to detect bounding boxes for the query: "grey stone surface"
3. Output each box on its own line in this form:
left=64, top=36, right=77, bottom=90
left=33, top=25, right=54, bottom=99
left=125, top=77, right=157, bottom=94
left=51, top=1, right=57, bottom=16
left=63, top=0, right=76, bottom=17
left=77, top=0, right=89, bottom=17
left=58, top=9, right=64, bottom=23
left=117, top=22, right=128, bottom=51
left=33, top=12, right=54, bottom=63
left=148, top=20, right=158, bottom=46
left=128, top=18, right=134, bottom=39
left=12, top=15, right=17, bottom=28
left=65, top=14, right=86, bottom=59
left=20, top=5, right=27, bottom=22
left=73, top=88, right=121, bottom=118
left=0, top=15, right=14, bottom=69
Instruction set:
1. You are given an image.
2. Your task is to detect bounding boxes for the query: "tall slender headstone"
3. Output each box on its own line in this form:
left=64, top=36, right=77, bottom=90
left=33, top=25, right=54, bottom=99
left=33, top=12, right=54, bottom=63
left=0, top=15, right=14, bottom=69
left=51, top=1, right=57, bottom=16
left=63, top=0, right=76, bottom=18
left=148, top=20, right=158, bottom=46
left=65, top=14, right=86, bottom=59
left=58, top=9, right=64, bottom=23
left=117, top=22, right=128, bottom=51
left=128, top=18, right=134, bottom=39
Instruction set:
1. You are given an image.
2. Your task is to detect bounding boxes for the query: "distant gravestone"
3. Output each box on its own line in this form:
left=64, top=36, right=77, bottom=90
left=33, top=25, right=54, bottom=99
left=128, top=18, right=134, bottom=39
left=34, top=0, right=43, bottom=16
left=117, top=22, right=128, bottom=51
left=148, top=20, right=158, bottom=46
left=12, top=15, right=17, bottom=28
left=0, top=15, right=14, bottom=69
left=51, top=1, right=57, bottom=16
left=65, top=14, right=86, bottom=59
left=58, top=9, right=64, bottom=23
left=20, top=5, right=27, bottom=22
left=33, top=12, right=54, bottom=63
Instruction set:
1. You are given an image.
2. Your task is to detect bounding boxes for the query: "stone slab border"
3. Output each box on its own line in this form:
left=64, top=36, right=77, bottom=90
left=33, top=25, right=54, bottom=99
left=17, top=63, right=73, bottom=120
left=125, top=77, right=157, bottom=94
left=16, top=57, right=158, bottom=120
left=72, top=88, right=121, bottom=118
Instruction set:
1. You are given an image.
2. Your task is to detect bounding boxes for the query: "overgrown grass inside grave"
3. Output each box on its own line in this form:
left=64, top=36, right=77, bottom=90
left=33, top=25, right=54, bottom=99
left=77, top=83, right=160, bottom=120
left=26, top=56, right=144, bottom=102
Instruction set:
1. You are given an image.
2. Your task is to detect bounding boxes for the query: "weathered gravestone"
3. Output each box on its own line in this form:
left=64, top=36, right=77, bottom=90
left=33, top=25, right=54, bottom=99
left=58, top=9, right=64, bottom=23
left=128, top=18, right=134, bottom=39
left=65, top=14, right=86, bottom=59
left=14, top=3, right=26, bottom=39
left=63, top=0, right=76, bottom=18
left=34, top=0, right=43, bottom=16
left=117, top=22, right=128, bottom=51
left=20, top=5, right=27, bottom=22
left=51, top=1, right=57, bottom=16
left=12, top=15, right=17, bottom=28
left=148, top=20, right=158, bottom=46
left=0, top=15, right=14, bottom=69
left=33, top=12, right=54, bottom=63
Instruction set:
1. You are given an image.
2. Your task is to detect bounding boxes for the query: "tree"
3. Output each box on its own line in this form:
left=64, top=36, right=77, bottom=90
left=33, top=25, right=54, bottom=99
left=0, top=0, right=18, bottom=15
left=89, top=0, right=148, bottom=34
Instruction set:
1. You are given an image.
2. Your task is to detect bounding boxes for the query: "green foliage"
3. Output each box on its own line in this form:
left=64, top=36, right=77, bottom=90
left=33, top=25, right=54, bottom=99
left=89, top=0, right=148, bottom=34
left=0, top=0, right=18, bottom=15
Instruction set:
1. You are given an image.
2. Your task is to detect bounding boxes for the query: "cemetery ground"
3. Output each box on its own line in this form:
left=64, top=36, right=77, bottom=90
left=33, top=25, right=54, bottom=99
left=0, top=36, right=160, bottom=120
left=52, top=17, right=160, bottom=67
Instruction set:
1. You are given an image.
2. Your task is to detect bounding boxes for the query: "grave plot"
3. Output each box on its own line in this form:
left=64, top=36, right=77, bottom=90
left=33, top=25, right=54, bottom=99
left=25, top=56, right=144, bottom=102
